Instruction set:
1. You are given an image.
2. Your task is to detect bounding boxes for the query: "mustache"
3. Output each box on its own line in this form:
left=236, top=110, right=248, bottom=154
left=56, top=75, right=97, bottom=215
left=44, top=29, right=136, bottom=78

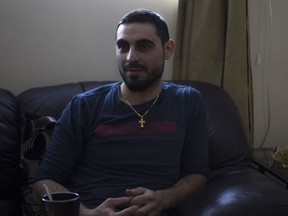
left=124, top=62, right=147, bottom=71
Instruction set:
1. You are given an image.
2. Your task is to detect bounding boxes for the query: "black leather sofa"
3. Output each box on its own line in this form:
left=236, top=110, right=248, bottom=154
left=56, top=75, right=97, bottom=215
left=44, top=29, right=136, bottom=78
left=1, top=80, right=288, bottom=216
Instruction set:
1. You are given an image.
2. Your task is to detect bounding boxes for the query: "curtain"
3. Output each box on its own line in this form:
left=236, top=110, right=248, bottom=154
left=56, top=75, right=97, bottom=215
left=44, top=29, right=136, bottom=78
left=173, top=0, right=253, bottom=146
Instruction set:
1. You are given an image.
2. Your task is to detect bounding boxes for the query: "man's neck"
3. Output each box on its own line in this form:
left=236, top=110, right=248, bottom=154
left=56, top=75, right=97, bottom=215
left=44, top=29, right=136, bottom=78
left=120, top=81, right=162, bottom=105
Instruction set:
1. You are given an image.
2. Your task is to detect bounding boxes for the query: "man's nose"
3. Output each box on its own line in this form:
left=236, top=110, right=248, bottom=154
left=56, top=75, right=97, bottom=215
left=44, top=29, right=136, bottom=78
left=126, top=47, right=139, bottom=61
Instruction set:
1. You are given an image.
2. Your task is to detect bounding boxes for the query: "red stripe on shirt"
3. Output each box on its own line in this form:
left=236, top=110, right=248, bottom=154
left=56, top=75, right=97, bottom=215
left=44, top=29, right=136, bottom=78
left=95, top=121, right=176, bottom=137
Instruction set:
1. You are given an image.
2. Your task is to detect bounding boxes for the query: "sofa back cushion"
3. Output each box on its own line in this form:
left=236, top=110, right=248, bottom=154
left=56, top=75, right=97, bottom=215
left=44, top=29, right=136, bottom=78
left=172, top=81, right=251, bottom=170
left=17, top=83, right=84, bottom=120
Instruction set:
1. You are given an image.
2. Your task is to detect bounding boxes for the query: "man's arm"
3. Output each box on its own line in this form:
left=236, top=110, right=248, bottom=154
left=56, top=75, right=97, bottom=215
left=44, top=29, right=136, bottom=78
left=126, top=174, right=207, bottom=216
left=156, top=173, right=207, bottom=209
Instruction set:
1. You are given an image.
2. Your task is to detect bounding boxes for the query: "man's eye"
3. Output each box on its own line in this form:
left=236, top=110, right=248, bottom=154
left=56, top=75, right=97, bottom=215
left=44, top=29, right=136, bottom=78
left=138, top=42, right=153, bottom=51
left=117, top=43, right=129, bottom=52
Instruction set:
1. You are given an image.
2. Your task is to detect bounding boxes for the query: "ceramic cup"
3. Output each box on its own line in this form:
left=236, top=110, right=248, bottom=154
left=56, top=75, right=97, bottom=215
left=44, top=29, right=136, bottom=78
left=42, top=192, right=80, bottom=216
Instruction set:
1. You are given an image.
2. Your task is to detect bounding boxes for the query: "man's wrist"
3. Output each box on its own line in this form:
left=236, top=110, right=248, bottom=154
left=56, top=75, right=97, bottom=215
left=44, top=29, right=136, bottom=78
left=80, top=203, right=96, bottom=216
left=155, top=190, right=170, bottom=210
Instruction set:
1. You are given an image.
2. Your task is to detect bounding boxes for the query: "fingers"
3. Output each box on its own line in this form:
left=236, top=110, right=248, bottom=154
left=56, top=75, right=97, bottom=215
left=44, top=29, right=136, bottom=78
left=126, top=187, right=146, bottom=197
left=125, top=188, right=163, bottom=216
left=116, top=205, right=140, bottom=216
left=100, top=189, right=160, bottom=216
left=104, top=197, right=132, bottom=208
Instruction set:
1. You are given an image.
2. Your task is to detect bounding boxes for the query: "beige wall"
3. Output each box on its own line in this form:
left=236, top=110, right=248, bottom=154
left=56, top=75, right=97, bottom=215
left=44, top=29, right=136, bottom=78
left=0, top=0, right=178, bottom=95
left=248, top=0, right=288, bottom=148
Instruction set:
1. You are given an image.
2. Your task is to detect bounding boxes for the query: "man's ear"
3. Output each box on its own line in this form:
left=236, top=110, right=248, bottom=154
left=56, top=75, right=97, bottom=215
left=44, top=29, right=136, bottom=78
left=164, top=39, right=175, bottom=59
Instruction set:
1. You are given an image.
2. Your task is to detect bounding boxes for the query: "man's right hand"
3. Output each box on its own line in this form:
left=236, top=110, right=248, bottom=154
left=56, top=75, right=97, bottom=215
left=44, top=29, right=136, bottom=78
left=80, top=197, right=139, bottom=216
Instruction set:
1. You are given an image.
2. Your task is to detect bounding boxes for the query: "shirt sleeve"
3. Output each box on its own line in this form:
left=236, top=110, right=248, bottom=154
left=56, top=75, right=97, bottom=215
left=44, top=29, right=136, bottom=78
left=34, top=94, right=88, bottom=185
left=181, top=88, right=209, bottom=177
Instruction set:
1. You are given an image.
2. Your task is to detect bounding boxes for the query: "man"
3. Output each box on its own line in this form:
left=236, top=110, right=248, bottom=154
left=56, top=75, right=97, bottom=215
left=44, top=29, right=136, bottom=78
left=33, top=9, right=209, bottom=216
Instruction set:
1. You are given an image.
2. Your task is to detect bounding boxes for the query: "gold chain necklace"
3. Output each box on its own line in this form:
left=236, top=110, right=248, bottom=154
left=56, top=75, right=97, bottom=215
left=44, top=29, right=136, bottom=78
left=121, top=86, right=159, bottom=128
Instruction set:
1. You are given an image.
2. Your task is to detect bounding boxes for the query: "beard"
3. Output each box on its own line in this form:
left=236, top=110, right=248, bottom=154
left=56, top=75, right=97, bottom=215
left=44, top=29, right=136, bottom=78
left=119, top=61, right=164, bottom=92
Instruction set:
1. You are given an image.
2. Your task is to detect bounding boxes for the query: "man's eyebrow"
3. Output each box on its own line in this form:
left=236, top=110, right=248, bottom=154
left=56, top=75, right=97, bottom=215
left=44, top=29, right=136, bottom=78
left=116, top=38, right=155, bottom=46
left=136, top=39, right=155, bottom=45
left=116, top=39, right=128, bottom=45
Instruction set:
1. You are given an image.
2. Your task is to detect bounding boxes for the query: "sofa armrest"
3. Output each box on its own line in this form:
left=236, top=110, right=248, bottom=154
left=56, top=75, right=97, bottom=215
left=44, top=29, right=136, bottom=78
left=0, top=89, right=21, bottom=198
left=172, top=167, right=288, bottom=216
left=0, top=196, right=22, bottom=216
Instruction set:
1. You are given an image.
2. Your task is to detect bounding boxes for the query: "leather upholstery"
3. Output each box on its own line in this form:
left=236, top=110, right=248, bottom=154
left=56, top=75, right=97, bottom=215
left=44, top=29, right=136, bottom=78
left=171, top=81, right=252, bottom=170
left=0, top=89, right=21, bottom=216
left=1, top=80, right=288, bottom=216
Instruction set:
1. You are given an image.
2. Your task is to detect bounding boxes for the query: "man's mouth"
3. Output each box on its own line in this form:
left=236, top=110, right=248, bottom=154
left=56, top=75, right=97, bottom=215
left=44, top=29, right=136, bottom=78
left=124, top=63, right=147, bottom=73
left=125, top=67, right=144, bottom=72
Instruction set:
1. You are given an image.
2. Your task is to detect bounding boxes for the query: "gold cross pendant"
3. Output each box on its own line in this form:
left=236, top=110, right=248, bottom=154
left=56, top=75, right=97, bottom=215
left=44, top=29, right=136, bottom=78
left=138, top=117, right=146, bottom=128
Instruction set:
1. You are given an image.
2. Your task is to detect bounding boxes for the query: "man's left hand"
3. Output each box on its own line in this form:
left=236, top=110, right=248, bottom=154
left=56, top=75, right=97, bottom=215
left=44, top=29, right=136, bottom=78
left=126, top=187, right=164, bottom=216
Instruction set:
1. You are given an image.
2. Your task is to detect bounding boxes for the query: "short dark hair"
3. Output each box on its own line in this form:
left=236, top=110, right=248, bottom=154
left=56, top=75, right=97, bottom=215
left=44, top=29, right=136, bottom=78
left=116, top=9, right=170, bottom=46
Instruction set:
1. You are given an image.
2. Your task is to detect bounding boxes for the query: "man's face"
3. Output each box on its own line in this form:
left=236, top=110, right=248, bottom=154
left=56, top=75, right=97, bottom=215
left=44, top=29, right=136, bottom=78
left=116, top=23, right=166, bottom=91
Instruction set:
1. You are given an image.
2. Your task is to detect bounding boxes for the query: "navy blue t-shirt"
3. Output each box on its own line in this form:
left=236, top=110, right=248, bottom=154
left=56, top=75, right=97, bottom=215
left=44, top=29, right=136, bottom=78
left=35, top=82, right=209, bottom=208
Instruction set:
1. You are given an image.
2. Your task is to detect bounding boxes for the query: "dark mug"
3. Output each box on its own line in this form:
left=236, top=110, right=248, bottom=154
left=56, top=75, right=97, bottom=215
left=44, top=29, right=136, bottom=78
left=42, top=192, right=80, bottom=216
